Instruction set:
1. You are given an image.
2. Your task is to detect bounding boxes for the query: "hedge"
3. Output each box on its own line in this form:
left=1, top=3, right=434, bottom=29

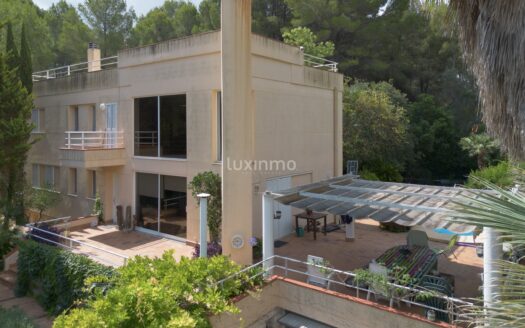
left=15, top=239, right=114, bottom=315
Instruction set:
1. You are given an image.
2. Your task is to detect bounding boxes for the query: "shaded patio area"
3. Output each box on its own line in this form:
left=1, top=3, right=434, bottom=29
left=67, top=225, right=194, bottom=267
left=274, top=219, right=483, bottom=298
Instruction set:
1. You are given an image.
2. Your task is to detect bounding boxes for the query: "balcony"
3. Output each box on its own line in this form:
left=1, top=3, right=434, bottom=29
left=60, top=131, right=126, bottom=168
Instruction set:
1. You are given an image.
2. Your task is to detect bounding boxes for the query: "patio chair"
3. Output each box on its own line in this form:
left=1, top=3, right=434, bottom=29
left=419, top=275, right=454, bottom=322
left=366, top=261, right=400, bottom=307
left=306, top=255, right=334, bottom=289
left=407, top=230, right=429, bottom=248
left=420, top=275, right=453, bottom=296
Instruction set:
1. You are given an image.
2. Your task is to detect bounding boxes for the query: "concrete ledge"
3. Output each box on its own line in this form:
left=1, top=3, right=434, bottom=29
left=34, top=69, right=118, bottom=96
left=210, top=276, right=453, bottom=328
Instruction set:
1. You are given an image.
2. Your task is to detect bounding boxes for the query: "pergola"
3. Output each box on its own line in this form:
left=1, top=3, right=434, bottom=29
left=260, top=174, right=502, bottom=306
left=271, top=175, right=478, bottom=234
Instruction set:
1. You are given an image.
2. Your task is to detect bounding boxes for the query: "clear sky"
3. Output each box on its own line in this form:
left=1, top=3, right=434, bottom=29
left=33, top=0, right=203, bottom=16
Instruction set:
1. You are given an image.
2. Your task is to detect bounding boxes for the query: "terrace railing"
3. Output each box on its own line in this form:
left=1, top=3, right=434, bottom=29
left=64, top=130, right=124, bottom=150
left=32, top=56, right=118, bottom=81
left=303, top=53, right=338, bottom=72
left=25, top=222, right=128, bottom=267
left=217, top=255, right=475, bottom=325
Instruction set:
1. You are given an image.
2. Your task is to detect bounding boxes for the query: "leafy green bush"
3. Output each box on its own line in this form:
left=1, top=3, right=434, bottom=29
left=465, top=161, right=513, bottom=188
left=0, top=307, right=36, bottom=328
left=54, top=251, right=263, bottom=328
left=15, top=240, right=114, bottom=315
left=0, top=228, right=15, bottom=262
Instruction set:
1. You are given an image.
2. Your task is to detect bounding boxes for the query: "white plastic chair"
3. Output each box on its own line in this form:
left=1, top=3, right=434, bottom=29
left=306, top=255, right=333, bottom=289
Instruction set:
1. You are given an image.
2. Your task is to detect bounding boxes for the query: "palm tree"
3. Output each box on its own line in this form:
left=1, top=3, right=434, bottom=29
left=447, top=1, right=525, bottom=160
left=452, top=175, right=525, bottom=327
left=460, top=133, right=499, bottom=169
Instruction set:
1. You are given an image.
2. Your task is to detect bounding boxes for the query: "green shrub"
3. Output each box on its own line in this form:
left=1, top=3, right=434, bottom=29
left=54, top=251, right=263, bottom=328
left=465, top=161, right=513, bottom=188
left=0, top=228, right=15, bottom=263
left=15, top=240, right=114, bottom=315
left=0, top=307, right=36, bottom=328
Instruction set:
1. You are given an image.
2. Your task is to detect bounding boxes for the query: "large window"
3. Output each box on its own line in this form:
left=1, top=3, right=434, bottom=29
left=136, top=173, right=187, bottom=239
left=134, top=95, right=186, bottom=158
left=32, top=164, right=59, bottom=190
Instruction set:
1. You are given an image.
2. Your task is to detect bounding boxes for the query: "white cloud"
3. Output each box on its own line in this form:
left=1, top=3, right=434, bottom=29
left=33, top=0, right=203, bottom=16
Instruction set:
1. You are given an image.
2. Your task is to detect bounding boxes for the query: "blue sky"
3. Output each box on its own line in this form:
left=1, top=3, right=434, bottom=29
left=33, top=0, right=203, bottom=16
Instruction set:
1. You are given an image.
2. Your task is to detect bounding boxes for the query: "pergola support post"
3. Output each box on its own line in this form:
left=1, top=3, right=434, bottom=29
left=262, top=191, right=274, bottom=275
left=198, top=193, right=210, bottom=258
left=483, top=227, right=502, bottom=308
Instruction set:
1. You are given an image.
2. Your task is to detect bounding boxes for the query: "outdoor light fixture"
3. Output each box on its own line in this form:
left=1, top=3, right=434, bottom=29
left=99, top=103, right=106, bottom=111
left=273, top=210, right=282, bottom=220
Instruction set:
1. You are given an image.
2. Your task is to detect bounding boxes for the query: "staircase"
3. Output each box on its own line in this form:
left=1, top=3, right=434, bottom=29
left=0, top=263, right=17, bottom=288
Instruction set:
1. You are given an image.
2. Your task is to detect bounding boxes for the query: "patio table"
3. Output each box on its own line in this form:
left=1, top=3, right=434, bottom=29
left=375, top=245, right=438, bottom=282
left=294, top=212, right=327, bottom=240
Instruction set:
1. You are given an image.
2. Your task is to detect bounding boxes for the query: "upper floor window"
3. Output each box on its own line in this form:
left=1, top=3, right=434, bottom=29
left=31, top=109, right=45, bottom=133
left=134, top=95, right=187, bottom=159
left=68, top=105, right=96, bottom=131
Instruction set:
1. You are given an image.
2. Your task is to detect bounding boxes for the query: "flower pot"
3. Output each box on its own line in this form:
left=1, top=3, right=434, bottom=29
left=476, top=245, right=484, bottom=258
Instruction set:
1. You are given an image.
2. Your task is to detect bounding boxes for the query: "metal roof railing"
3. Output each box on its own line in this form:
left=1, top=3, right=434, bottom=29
left=32, top=56, right=118, bottom=82
left=303, top=53, right=338, bottom=72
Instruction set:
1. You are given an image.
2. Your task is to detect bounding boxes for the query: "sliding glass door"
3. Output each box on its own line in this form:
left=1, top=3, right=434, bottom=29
left=136, top=173, right=187, bottom=239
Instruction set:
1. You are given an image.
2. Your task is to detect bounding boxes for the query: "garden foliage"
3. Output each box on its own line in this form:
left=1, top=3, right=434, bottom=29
left=54, top=251, right=262, bottom=328
left=15, top=240, right=114, bottom=315
left=0, top=307, right=36, bottom=328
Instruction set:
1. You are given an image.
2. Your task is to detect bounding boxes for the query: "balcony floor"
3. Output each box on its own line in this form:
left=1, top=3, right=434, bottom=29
left=68, top=225, right=194, bottom=267
left=274, top=219, right=483, bottom=298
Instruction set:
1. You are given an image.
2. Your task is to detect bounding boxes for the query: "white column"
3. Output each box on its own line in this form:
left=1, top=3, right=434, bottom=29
left=198, top=193, right=210, bottom=258
left=262, top=191, right=274, bottom=273
left=483, top=227, right=503, bottom=307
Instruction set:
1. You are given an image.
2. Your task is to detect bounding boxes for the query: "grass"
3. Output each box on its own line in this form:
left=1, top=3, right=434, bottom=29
left=0, top=307, right=37, bottom=328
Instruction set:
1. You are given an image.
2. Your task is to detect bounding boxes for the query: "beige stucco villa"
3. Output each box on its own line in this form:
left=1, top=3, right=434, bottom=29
left=28, top=1, right=343, bottom=264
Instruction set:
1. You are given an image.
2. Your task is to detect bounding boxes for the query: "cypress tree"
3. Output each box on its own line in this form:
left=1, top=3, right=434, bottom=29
left=0, top=51, right=34, bottom=228
left=5, top=22, right=19, bottom=72
left=19, top=24, right=33, bottom=93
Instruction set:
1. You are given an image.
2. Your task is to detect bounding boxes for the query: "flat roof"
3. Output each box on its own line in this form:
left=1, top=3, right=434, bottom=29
left=273, top=175, right=481, bottom=234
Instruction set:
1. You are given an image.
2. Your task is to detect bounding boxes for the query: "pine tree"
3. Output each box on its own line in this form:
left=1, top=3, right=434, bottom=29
left=0, top=51, right=34, bottom=229
left=5, top=22, right=19, bottom=72
left=19, top=24, right=33, bottom=93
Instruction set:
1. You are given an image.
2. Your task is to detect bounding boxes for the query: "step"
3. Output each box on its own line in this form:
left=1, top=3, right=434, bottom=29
left=8, top=263, right=17, bottom=273
left=0, top=270, right=17, bottom=288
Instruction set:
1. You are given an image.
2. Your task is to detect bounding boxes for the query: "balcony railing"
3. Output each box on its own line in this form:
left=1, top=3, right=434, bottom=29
left=134, top=131, right=158, bottom=145
left=32, top=56, right=119, bottom=81
left=64, top=130, right=124, bottom=150
left=304, top=53, right=338, bottom=72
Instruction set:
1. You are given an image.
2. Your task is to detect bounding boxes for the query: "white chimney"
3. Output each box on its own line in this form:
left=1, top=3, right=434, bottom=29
left=87, top=42, right=101, bottom=72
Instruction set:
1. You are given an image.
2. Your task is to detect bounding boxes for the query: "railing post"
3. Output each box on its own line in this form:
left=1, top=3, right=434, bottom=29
left=67, top=65, right=71, bottom=76
left=197, top=193, right=210, bottom=258
left=262, top=191, right=274, bottom=276
left=81, top=132, right=85, bottom=150
left=67, top=132, right=70, bottom=149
